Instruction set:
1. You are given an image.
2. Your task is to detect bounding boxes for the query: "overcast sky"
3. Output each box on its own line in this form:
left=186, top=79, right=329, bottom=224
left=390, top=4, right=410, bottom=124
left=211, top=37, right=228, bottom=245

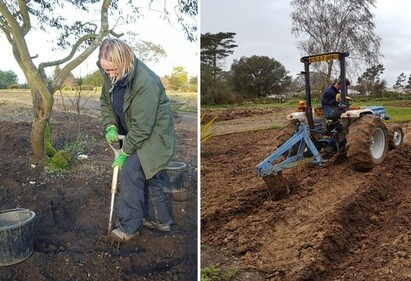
left=0, top=1, right=198, bottom=83
left=200, top=0, right=411, bottom=87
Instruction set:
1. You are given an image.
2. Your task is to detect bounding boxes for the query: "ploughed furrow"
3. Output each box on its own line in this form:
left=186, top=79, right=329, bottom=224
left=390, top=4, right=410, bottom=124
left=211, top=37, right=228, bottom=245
left=201, top=122, right=411, bottom=280
left=318, top=145, right=411, bottom=280
left=257, top=145, right=411, bottom=280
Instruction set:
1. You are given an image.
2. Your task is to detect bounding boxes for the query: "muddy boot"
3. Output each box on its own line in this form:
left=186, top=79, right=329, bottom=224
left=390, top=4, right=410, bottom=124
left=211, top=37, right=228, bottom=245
left=143, top=218, right=172, bottom=232
left=110, top=228, right=137, bottom=241
left=99, top=228, right=137, bottom=249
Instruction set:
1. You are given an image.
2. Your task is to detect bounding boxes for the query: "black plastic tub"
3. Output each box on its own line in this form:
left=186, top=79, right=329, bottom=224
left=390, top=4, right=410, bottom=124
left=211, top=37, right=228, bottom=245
left=161, top=162, right=187, bottom=192
left=0, top=208, right=35, bottom=266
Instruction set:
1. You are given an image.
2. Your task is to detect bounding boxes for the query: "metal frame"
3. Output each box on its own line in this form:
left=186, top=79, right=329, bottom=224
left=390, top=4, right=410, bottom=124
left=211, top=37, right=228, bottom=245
left=300, top=52, right=349, bottom=129
left=256, top=125, right=324, bottom=177
left=256, top=52, right=349, bottom=177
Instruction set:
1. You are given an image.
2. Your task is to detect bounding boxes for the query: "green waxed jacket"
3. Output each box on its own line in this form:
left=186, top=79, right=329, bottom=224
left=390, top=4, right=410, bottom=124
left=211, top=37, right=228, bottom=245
left=99, top=57, right=175, bottom=179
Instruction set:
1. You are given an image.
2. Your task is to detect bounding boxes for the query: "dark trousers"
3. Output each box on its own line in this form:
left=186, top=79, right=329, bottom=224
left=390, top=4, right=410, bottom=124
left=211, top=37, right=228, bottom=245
left=117, top=152, right=171, bottom=234
left=323, top=106, right=343, bottom=120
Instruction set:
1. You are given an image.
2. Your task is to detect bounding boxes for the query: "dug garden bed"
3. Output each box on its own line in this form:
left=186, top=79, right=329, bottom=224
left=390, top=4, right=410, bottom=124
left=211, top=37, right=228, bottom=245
left=0, top=96, right=198, bottom=280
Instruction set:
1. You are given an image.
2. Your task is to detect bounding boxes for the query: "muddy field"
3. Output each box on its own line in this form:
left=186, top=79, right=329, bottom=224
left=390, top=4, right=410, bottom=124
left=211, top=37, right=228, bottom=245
left=201, top=108, right=411, bottom=280
left=0, top=91, right=197, bottom=280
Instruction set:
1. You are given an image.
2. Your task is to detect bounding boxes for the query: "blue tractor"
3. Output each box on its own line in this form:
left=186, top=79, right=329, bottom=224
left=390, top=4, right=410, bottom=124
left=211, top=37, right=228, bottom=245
left=257, top=52, right=403, bottom=182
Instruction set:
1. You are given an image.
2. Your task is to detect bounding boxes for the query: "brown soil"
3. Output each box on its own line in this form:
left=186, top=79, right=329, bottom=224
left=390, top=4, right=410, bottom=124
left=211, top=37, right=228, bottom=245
left=0, top=91, right=197, bottom=280
left=201, top=108, right=411, bottom=280
left=201, top=108, right=290, bottom=135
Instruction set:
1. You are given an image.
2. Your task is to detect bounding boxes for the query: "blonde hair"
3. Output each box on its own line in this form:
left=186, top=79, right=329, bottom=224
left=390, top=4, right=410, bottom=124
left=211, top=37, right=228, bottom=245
left=99, top=38, right=135, bottom=84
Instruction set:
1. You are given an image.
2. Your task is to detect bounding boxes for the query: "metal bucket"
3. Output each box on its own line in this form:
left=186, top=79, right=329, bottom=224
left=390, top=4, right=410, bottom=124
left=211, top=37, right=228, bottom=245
left=0, top=208, right=36, bottom=266
left=161, top=162, right=187, bottom=192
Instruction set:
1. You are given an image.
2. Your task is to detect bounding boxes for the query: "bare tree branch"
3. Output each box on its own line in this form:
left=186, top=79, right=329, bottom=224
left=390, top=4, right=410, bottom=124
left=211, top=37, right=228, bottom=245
left=17, top=0, right=31, bottom=35
left=291, top=0, right=381, bottom=82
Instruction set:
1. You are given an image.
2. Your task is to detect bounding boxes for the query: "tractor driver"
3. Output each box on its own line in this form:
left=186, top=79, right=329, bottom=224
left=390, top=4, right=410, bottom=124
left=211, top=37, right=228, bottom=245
left=321, top=78, right=350, bottom=119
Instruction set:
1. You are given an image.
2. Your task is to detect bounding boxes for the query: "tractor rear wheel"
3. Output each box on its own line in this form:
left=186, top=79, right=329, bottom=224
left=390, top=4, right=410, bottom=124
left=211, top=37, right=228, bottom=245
left=346, top=114, right=388, bottom=171
left=387, top=123, right=403, bottom=149
left=276, top=119, right=299, bottom=156
left=276, top=119, right=299, bottom=144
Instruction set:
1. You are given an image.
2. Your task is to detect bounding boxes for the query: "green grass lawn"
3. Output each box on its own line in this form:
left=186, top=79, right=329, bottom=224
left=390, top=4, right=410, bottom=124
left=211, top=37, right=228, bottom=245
left=353, top=100, right=411, bottom=122
left=384, top=107, right=411, bottom=122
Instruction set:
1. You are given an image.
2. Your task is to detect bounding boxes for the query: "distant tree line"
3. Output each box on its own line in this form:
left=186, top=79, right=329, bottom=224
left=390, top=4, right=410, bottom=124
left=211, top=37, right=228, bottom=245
left=355, top=64, right=386, bottom=97
left=201, top=32, right=292, bottom=105
left=200, top=1, right=411, bottom=105
left=393, top=73, right=411, bottom=91
left=0, top=66, right=197, bottom=93
left=0, top=70, right=19, bottom=89
left=201, top=31, right=410, bottom=106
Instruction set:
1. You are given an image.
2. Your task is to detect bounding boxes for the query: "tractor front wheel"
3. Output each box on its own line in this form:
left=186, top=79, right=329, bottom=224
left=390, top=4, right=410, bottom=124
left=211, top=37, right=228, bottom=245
left=387, top=123, right=403, bottom=149
left=346, top=115, right=388, bottom=172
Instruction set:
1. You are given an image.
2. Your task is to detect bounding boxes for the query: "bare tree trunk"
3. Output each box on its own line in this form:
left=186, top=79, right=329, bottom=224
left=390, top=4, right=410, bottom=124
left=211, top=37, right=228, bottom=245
left=30, top=89, right=54, bottom=163
left=326, top=61, right=333, bottom=83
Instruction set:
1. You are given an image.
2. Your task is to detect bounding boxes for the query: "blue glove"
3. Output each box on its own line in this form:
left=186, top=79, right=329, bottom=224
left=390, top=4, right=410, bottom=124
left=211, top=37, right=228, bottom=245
left=112, top=151, right=129, bottom=170
left=105, top=125, right=118, bottom=143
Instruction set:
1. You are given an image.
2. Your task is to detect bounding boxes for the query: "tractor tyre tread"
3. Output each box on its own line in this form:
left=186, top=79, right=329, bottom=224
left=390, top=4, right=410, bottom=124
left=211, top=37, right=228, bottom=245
left=276, top=120, right=299, bottom=144
left=346, top=114, right=388, bottom=172
left=275, top=119, right=299, bottom=157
